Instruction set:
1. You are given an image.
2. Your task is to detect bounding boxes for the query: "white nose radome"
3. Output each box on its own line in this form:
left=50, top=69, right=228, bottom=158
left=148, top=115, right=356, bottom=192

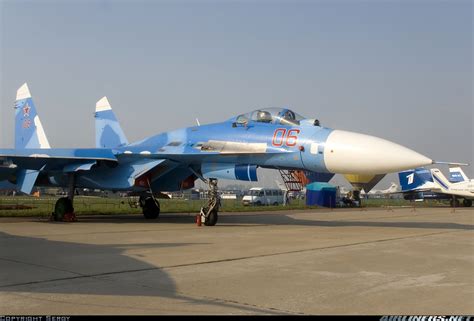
left=324, top=130, right=432, bottom=175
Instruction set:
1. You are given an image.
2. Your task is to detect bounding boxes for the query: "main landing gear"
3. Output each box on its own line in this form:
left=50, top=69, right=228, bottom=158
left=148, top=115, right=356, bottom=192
left=199, top=178, right=220, bottom=226
left=139, top=194, right=161, bottom=219
left=450, top=197, right=472, bottom=208
left=53, top=174, right=77, bottom=222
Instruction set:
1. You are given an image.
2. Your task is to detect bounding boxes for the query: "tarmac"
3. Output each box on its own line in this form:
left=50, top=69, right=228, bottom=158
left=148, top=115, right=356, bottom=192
left=0, top=207, right=473, bottom=315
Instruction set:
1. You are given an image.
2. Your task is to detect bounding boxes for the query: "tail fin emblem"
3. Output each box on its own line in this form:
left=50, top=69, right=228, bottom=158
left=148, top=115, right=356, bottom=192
left=23, top=104, right=31, bottom=117
left=22, top=119, right=31, bottom=128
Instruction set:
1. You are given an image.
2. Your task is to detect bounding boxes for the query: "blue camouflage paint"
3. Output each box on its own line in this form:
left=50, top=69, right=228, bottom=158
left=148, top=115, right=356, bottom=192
left=2, top=102, right=343, bottom=192
left=202, top=163, right=258, bottom=182
left=124, top=118, right=332, bottom=172
left=16, top=168, right=41, bottom=194
left=95, top=109, right=129, bottom=148
left=15, top=97, right=42, bottom=149
left=300, top=122, right=333, bottom=173
left=235, top=164, right=258, bottom=181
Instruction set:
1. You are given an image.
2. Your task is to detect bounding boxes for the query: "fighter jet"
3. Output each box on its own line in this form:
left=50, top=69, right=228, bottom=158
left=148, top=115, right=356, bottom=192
left=0, top=83, right=434, bottom=225
left=398, top=167, right=473, bottom=207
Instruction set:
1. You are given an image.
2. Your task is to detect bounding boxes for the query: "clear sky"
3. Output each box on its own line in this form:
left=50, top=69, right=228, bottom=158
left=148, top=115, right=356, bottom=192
left=0, top=0, right=472, bottom=188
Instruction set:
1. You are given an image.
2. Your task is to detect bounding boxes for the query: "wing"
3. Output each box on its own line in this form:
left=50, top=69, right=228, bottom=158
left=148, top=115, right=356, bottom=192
left=0, top=148, right=117, bottom=169
left=0, top=148, right=117, bottom=194
left=0, top=142, right=293, bottom=193
left=0, top=148, right=187, bottom=193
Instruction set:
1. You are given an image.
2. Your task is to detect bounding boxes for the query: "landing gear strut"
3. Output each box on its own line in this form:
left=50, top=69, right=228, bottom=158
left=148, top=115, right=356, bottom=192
left=199, top=178, right=220, bottom=226
left=450, top=197, right=460, bottom=208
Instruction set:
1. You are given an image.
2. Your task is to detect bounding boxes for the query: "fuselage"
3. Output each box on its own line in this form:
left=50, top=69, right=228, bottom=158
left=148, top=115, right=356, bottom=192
left=4, top=84, right=434, bottom=197
left=123, top=118, right=330, bottom=171
left=44, top=108, right=433, bottom=192
left=438, top=181, right=474, bottom=199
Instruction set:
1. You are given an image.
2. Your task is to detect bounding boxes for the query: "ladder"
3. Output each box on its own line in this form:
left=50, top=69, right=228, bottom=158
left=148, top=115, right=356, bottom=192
left=278, top=170, right=308, bottom=192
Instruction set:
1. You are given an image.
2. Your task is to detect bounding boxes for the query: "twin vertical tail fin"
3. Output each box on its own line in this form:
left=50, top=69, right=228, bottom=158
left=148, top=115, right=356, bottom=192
left=14, top=83, right=50, bottom=149
left=14, top=83, right=50, bottom=194
left=95, top=97, right=129, bottom=148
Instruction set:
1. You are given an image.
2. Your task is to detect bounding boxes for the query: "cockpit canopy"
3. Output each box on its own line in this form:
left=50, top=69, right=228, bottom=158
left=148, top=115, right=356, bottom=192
left=235, top=107, right=306, bottom=126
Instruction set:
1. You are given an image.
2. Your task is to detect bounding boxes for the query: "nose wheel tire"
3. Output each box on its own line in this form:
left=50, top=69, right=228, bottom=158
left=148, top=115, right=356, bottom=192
left=463, top=199, right=472, bottom=207
left=203, top=208, right=218, bottom=226
left=142, top=197, right=160, bottom=219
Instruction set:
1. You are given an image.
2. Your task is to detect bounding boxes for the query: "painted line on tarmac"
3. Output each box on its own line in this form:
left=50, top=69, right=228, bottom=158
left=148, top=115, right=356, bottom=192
left=0, top=228, right=467, bottom=289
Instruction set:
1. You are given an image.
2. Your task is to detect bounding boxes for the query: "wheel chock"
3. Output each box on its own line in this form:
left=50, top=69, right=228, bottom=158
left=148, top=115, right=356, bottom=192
left=63, top=212, right=78, bottom=222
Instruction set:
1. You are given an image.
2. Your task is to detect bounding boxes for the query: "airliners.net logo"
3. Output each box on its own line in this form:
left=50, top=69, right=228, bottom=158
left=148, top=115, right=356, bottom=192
left=381, top=317, right=472, bottom=321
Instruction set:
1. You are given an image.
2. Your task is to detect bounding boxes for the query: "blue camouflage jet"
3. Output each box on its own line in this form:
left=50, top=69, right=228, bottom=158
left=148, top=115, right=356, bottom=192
left=0, top=83, right=434, bottom=225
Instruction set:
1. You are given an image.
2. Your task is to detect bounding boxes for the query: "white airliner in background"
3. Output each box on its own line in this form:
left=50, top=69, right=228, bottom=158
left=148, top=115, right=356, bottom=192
left=399, top=166, right=473, bottom=207
left=430, top=168, right=473, bottom=207
left=359, top=182, right=399, bottom=198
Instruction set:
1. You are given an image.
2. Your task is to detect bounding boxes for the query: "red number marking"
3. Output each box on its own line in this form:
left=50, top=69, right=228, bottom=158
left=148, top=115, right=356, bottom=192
left=272, top=128, right=286, bottom=146
left=272, top=128, right=300, bottom=147
left=286, top=129, right=300, bottom=146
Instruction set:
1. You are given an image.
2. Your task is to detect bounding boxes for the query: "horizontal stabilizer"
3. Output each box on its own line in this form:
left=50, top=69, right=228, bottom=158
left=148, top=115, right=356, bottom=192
left=0, top=148, right=117, bottom=171
left=0, top=148, right=116, bottom=161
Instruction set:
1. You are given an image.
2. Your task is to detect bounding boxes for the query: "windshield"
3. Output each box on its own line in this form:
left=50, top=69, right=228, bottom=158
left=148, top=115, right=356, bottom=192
left=235, top=107, right=305, bottom=126
left=249, top=190, right=264, bottom=196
